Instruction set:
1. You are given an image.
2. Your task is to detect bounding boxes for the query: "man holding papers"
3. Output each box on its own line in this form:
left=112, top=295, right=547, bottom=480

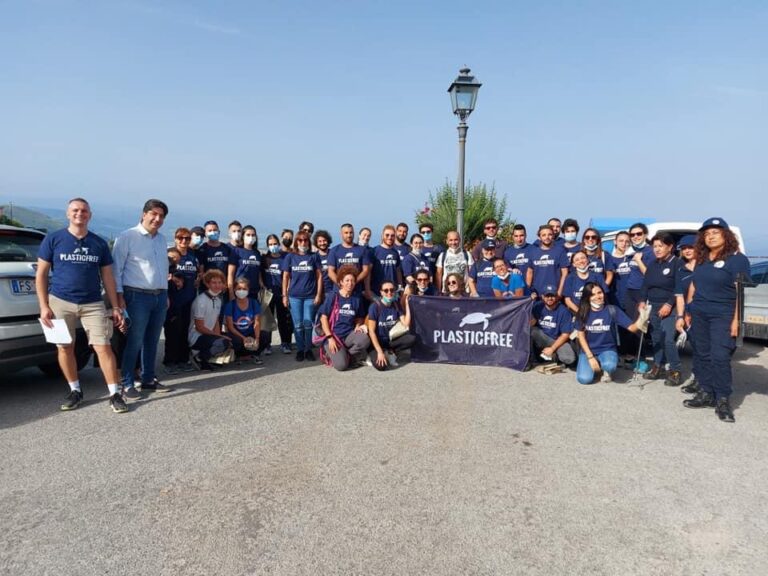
left=36, top=198, right=127, bottom=413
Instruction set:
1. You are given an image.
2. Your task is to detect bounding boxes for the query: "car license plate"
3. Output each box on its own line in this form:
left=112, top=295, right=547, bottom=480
left=10, top=279, right=36, bottom=295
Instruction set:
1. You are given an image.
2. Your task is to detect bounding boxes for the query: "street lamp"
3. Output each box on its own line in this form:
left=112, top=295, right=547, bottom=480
left=448, top=67, right=481, bottom=243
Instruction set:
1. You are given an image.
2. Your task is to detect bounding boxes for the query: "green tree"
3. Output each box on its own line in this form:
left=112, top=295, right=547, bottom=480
left=415, top=181, right=514, bottom=248
left=0, top=213, right=24, bottom=228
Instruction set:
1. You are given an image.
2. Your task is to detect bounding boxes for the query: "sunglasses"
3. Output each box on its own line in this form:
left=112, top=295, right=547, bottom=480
left=176, top=236, right=191, bottom=241
left=447, top=281, right=458, bottom=286
left=381, top=288, right=395, bottom=294
left=416, top=277, right=429, bottom=282
left=484, top=225, right=497, bottom=230
left=630, top=232, right=644, bottom=237
left=296, top=239, right=309, bottom=243
left=583, top=235, right=598, bottom=240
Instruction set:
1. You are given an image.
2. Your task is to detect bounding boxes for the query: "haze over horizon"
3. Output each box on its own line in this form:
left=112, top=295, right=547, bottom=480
left=1, top=1, right=766, bottom=253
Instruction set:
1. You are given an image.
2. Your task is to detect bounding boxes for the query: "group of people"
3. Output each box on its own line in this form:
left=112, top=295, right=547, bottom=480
left=36, top=200, right=750, bottom=424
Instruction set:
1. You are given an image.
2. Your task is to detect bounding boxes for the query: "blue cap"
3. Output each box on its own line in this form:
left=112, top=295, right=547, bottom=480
left=542, top=285, right=558, bottom=295
left=699, top=217, right=729, bottom=231
left=481, top=239, right=497, bottom=250
left=677, top=235, right=697, bottom=250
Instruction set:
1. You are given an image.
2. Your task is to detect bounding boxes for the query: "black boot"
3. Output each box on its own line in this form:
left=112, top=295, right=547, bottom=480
left=683, top=391, right=715, bottom=408
left=715, top=397, right=735, bottom=423
left=680, top=378, right=699, bottom=394
left=664, top=370, right=682, bottom=387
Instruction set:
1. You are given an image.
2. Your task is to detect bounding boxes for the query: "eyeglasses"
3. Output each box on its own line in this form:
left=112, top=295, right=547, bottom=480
left=447, top=281, right=458, bottom=286
left=416, top=278, right=429, bottom=282
left=381, top=288, right=395, bottom=294
left=176, top=236, right=191, bottom=241
left=583, top=235, right=598, bottom=240
left=630, top=232, right=644, bottom=237
left=484, top=225, right=497, bottom=230
left=383, top=233, right=395, bottom=238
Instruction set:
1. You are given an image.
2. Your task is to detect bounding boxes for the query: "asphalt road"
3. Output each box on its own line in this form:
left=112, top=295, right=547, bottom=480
left=2, top=341, right=767, bottom=576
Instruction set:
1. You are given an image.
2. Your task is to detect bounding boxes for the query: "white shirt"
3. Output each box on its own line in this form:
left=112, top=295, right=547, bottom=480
left=188, top=292, right=222, bottom=345
left=112, top=224, right=169, bottom=292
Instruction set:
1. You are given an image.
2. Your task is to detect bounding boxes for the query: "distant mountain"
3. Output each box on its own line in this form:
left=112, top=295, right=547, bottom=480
left=0, top=204, right=66, bottom=233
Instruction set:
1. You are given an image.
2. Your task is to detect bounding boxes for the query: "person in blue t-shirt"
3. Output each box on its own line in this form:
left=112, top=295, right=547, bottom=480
left=328, top=224, right=371, bottom=295
left=575, top=282, right=647, bottom=384
left=491, top=258, right=525, bottom=299
left=608, top=232, right=633, bottom=310
left=469, top=240, right=497, bottom=297
left=503, top=224, right=533, bottom=277
left=527, top=225, right=569, bottom=298
left=367, top=280, right=416, bottom=370
left=318, top=265, right=370, bottom=371
left=35, top=197, right=127, bottom=413
left=677, top=218, right=751, bottom=423
left=313, top=229, right=335, bottom=296
left=260, top=234, right=293, bottom=355
left=223, top=277, right=262, bottom=364
left=403, top=269, right=438, bottom=300
left=401, top=234, right=431, bottom=284
left=227, top=225, right=262, bottom=300
left=163, top=228, right=200, bottom=373
left=198, top=220, right=231, bottom=275
left=581, top=228, right=614, bottom=286
left=563, top=251, right=609, bottom=313
left=530, top=285, right=576, bottom=367
left=366, top=225, right=403, bottom=298
left=394, top=222, right=411, bottom=260
left=281, top=231, right=323, bottom=361
left=561, top=218, right=581, bottom=263
left=418, top=223, right=443, bottom=279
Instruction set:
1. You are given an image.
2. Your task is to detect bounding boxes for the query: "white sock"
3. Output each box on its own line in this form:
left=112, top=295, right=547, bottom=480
left=107, top=384, right=119, bottom=395
left=68, top=381, right=81, bottom=392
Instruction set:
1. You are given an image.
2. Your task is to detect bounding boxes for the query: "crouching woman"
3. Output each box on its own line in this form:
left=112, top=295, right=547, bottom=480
left=189, top=269, right=233, bottom=371
left=367, top=280, right=417, bottom=370
left=575, top=282, right=648, bottom=384
left=318, top=265, right=370, bottom=370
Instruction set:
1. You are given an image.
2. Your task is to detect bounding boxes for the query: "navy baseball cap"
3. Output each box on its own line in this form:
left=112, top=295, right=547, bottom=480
left=677, top=235, right=697, bottom=250
left=699, top=217, right=729, bottom=231
left=481, top=239, right=497, bottom=250
left=542, top=285, right=558, bottom=296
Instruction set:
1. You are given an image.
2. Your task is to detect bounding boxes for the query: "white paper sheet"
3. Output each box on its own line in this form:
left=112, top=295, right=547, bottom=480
left=39, top=319, right=73, bottom=344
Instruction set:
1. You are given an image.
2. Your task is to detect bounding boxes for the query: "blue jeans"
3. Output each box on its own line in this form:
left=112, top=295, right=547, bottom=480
left=576, top=350, right=618, bottom=384
left=288, top=296, right=316, bottom=352
left=121, top=288, right=167, bottom=389
left=649, top=311, right=681, bottom=371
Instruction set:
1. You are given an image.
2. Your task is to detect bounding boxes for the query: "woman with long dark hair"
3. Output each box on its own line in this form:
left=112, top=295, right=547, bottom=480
left=282, top=230, right=323, bottom=361
left=261, top=234, right=293, bottom=355
left=677, top=218, right=750, bottom=423
left=575, top=282, right=648, bottom=384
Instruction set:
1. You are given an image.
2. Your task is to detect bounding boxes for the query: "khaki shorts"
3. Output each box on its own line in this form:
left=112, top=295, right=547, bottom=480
left=48, top=295, right=113, bottom=346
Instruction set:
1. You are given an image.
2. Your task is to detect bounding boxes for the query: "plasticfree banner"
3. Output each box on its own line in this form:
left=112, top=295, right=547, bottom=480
left=409, top=296, right=533, bottom=371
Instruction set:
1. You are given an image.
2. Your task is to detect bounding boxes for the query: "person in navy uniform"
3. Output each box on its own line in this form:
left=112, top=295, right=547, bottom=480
left=674, top=235, right=699, bottom=394
left=678, top=218, right=751, bottom=423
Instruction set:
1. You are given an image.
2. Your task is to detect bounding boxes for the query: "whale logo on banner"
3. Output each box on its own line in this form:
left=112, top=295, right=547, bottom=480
left=409, top=296, right=532, bottom=371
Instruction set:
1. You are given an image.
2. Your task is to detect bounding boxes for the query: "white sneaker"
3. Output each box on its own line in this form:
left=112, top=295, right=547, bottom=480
left=601, top=371, right=613, bottom=383
left=364, top=357, right=373, bottom=367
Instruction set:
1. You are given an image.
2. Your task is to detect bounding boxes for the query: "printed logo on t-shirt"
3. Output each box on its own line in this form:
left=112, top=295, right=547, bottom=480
left=292, top=259, right=313, bottom=272
left=587, top=318, right=611, bottom=333
left=539, top=314, right=557, bottom=330
left=339, top=302, right=356, bottom=316
left=534, top=254, right=554, bottom=267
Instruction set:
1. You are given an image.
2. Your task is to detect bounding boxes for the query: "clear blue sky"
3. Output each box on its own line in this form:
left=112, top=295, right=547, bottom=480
left=1, top=1, right=766, bottom=252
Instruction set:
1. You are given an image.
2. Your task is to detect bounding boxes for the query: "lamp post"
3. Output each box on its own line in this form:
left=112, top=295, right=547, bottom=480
left=447, top=67, right=481, bottom=243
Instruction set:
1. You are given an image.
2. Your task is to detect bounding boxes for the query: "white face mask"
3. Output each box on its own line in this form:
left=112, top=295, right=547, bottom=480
left=411, top=248, right=421, bottom=256
left=208, top=289, right=222, bottom=297
left=235, top=289, right=249, bottom=299
left=230, top=231, right=241, bottom=242
left=298, top=246, right=308, bottom=254
left=243, top=235, right=256, bottom=246
left=497, top=272, right=510, bottom=280
left=590, top=301, right=603, bottom=310
left=576, top=266, right=589, bottom=274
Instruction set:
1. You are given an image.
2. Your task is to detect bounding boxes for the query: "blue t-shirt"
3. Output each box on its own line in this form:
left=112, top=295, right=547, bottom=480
left=223, top=298, right=261, bottom=338
left=469, top=258, right=495, bottom=297
left=316, top=250, right=334, bottom=295
left=281, top=252, right=320, bottom=298
left=262, top=253, right=285, bottom=297
left=575, top=306, right=634, bottom=355
left=319, top=292, right=366, bottom=339
left=173, top=251, right=199, bottom=307
left=37, top=229, right=113, bottom=304
left=563, top=271, right=608, bottom=306
left=674, top=262, right=695, bottom=301
left=394, top=243, right=411, bottom=260
left=626, top=244, right=654, bottom=290
left=402, top=253, right=430, bottom=280
left=533, top=301, right=573, bottom=340
left=490, top=273, right=525, bottom=296
left=562, top=243, right=581, bottom=264
left=371, top=246, right=401, bottom=293
left=328, top=244, right=370, bottom=272
left=198, top=242, right=231, bottom=273
left=422, top=245, right=443, bottom=275
left=609, top=253, right=633, bottom=307
left=229, top=246, right=262, bottom=296
left=503, top=244, right=533, bottom=276
left=690, top=253, right=751, bottom=316
left=586, top=252, right=614, bottom=277
left=528, top=245, right=569, bottom=295
left=367, top=301, right=403, bottom=347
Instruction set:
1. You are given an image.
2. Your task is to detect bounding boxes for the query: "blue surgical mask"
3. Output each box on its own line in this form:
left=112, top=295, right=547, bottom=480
left=564, top=232, right=577, bottom=242
left=206, top=231, right=220, bottom=242
left=584, top=244, right=598, bottom=252
left=268, top=245, right=280, bottom=255
left=422, top=232, right=432, bottom=242
left=191, top=236, right=203, bottom=248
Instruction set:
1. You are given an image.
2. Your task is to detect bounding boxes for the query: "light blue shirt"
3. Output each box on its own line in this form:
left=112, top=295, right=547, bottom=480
left=112, top=224, right=169, bottom=292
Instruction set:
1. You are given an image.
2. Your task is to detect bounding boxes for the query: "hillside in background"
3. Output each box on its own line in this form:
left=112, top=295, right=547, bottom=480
left=0, top=204, right=66, bottom=233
